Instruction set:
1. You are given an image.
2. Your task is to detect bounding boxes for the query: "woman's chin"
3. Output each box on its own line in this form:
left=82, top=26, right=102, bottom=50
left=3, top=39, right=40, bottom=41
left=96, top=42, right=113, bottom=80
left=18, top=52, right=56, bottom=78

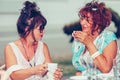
left=36, top=38, right=42, bottom=41
left=82, top=30, right=89, bottom=33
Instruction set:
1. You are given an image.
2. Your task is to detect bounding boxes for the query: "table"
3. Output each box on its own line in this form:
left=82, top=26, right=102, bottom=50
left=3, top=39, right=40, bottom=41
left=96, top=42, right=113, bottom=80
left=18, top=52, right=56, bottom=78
left=65, top=73, right=115, bottom=80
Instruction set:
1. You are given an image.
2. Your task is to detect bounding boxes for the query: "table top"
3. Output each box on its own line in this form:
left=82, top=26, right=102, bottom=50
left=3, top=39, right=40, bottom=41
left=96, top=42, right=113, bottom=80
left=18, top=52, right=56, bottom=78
left=66, top=73, right=114, bottom=80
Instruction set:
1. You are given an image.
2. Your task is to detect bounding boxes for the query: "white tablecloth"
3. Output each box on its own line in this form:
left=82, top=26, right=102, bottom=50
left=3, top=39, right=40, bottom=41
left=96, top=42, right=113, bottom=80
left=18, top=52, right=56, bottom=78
left=66, top=73, right=115, bottom=80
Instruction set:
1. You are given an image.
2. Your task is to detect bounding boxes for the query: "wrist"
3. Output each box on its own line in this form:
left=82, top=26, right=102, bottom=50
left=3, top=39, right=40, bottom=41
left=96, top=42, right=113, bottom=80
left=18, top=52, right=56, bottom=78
left=86, top=42, right=94, bottom=49
left=30, top=67, right=36, bottom=75
left=91, top=51, right=101, bottom=59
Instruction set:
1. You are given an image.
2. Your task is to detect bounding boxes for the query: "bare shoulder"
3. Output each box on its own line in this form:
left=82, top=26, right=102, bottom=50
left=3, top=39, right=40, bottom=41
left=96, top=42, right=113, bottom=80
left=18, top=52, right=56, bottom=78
left=4, top=41, right=17, bottom=56
left=103, top=40, right=117, bottom=58
left=4, top=40, right=21, bottom=53
left=107, top=40, right=117, bottom=49
left=4, top=43, right=12, bottom=54
left=42, top=42, right=49, bottom=50
left=42, top=42, right=50, bottom=55
left=104, top=40, right=117, bottom=52
left=4, top=42, right=18, bottom=68
left=42, top=42, right=51, bottom=62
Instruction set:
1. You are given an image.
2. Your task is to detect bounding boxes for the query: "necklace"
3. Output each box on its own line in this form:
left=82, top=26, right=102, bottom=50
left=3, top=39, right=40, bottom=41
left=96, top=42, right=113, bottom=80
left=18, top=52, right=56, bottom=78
left=20, top=39, right=36, bottom=67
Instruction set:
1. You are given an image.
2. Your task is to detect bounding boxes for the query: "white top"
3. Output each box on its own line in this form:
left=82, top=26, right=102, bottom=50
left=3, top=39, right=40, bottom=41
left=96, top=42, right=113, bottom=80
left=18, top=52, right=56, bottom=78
left=8, top=41, right=47, bottom=80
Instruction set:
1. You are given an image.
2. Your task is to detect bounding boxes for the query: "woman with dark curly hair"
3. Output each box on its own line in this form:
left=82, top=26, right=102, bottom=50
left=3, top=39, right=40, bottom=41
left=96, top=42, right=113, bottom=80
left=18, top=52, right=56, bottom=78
left=4, top=1, right=62, bottom=80
left=72, top=1, right=118, bottom=76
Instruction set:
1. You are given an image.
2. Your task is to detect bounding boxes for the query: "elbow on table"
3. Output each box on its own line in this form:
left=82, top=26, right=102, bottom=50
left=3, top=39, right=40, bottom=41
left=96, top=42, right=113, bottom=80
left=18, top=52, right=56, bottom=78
left=10, top=73, right=24, bottom=80
left=100, top=66, right=112, bottom=73
left=10, top=75, right=18, bottom=80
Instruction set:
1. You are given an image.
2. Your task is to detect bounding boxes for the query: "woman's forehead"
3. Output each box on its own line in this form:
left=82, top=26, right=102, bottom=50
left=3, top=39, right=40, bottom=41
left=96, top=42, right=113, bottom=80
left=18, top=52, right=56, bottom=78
left=87, top=13, right=92, bottom=17
left=82, top=12, right=93, bottom=18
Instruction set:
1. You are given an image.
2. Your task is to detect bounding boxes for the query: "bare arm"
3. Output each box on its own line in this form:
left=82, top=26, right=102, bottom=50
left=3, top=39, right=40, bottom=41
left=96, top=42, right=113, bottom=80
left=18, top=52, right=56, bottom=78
left=43, top=42, right=52, bottom=63
left=87, top=40, right=117, bottom=73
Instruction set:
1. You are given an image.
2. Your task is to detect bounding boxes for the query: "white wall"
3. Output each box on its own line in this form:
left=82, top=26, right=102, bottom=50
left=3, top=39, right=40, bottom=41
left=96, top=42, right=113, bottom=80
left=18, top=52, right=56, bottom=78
left=0, top=0, right=120, bottom=27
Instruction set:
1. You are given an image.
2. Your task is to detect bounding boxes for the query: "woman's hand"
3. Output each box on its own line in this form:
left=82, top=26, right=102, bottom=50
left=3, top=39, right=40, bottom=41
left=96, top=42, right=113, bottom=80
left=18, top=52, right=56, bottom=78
left=72, top=31, right=93, bottom=46
left=33, top=64, right=48, bottom=76
left=53, top=68, right=63, bottom=80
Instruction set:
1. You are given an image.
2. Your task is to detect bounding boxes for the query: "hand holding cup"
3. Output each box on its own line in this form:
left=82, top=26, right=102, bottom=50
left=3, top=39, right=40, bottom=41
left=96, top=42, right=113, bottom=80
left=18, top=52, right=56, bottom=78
left=47, top=63, right=58, bottom=80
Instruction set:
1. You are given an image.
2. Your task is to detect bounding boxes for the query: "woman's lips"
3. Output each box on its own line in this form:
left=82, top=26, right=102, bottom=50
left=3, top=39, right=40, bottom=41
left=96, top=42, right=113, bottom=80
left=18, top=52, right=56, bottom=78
left=82, top=27, right=88, bottom=32
left=41, top=35, right=43, bottom=37
left=82, top=26, right=86, bottom=30
left=39, top=34, right=43, bottom=38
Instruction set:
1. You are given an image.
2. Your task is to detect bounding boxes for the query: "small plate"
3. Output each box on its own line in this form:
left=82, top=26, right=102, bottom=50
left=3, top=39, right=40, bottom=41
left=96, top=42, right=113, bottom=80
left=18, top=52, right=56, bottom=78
left=69, top=76, right=87, bottom=80
left=97, top=73, right=114, bottom=80
left=97, top=73, right=114, bottom=77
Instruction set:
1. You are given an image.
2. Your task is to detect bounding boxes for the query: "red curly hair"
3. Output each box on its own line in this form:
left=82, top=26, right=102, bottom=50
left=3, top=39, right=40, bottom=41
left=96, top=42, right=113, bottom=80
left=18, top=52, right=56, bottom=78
left=78, top=1, right=112, bottom=34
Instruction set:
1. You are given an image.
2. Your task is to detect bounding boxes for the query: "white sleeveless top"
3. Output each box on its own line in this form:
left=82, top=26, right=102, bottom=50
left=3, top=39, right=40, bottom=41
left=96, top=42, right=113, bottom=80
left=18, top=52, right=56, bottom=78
left=8, top=41, right=47, bottom=80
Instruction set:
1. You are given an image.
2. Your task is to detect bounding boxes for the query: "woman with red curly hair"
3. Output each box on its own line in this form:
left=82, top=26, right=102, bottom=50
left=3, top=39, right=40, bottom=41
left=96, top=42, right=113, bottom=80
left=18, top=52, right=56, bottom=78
left=72, top=0, right=118, bottom=76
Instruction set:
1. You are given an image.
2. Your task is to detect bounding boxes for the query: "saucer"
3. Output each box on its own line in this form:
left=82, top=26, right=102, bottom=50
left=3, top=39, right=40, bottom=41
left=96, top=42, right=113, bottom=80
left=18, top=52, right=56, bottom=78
left=97, top=73, right=114, bottom=77
left=69, top=76, right=87, bottom=80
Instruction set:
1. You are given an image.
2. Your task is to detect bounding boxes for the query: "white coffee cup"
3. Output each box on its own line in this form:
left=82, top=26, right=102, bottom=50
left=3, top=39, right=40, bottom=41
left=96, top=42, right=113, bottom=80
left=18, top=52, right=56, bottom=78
left=47, top=63, right=58, bottom=80
left=48, top=63, right=57, bottom=73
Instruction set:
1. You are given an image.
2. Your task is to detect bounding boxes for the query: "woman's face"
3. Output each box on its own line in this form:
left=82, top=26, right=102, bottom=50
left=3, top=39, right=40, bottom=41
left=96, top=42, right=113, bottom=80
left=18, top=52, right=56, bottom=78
left=33, top=23, right=45, bottom=41
left=80, top=12, right=93, bottom=34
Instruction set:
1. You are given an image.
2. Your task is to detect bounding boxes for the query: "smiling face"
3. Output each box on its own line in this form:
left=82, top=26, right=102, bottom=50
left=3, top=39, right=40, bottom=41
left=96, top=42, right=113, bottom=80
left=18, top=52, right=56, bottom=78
left=79, top=1, right=112, bottom=35
left=80, top=12, right=93, bottom=34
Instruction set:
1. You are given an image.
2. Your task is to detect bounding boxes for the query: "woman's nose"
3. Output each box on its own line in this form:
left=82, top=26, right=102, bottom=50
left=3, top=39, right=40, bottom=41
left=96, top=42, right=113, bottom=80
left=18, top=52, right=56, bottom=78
left=80, top=19, right=87, bottom=25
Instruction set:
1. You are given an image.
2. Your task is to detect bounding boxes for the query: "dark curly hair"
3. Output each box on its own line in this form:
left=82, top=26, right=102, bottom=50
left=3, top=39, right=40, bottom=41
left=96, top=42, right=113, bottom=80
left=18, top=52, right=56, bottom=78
left=17, top=1, right=47, bottom=38
left=78, top=1, right=112, bottom=34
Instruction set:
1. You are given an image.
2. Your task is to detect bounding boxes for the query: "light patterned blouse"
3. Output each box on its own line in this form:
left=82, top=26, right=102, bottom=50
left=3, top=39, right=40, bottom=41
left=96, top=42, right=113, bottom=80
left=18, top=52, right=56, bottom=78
left=72, top=30, right=117, bottom=75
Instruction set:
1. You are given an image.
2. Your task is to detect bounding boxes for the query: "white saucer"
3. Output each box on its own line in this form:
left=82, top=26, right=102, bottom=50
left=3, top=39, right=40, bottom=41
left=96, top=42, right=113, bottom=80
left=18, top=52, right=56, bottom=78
left=97, top=73, right=114, bottom=80
left=69, top=76, right=87, bottom=80
left=97, top=73, right=114, bottom=77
